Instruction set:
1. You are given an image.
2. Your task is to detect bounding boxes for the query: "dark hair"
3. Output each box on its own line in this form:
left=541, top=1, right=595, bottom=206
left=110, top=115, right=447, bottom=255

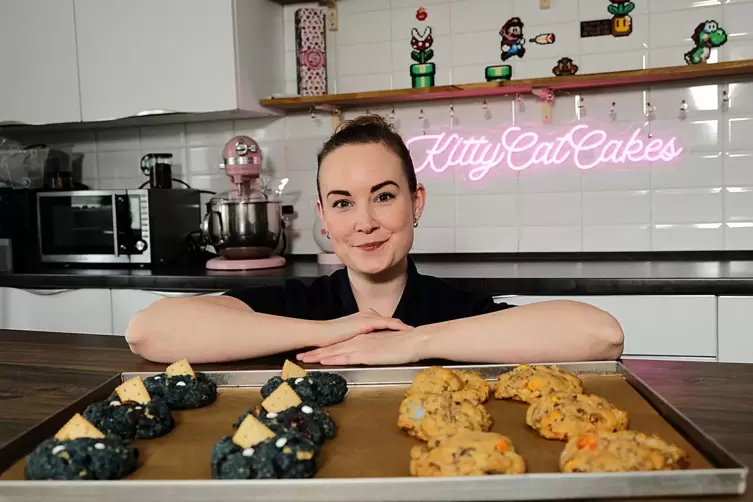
left=316, top=114, right=417, bottom=200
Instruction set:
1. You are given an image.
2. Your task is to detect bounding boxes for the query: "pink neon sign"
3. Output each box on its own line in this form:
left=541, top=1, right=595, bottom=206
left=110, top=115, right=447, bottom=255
left=405, top=123, right=683, bottom=181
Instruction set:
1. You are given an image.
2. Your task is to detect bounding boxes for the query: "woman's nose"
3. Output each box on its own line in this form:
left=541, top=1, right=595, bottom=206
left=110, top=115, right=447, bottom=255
left=354, top=207, right=379, bottom=233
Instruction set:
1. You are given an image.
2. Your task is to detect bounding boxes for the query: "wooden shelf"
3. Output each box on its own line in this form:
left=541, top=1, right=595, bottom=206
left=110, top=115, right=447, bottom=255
left=260, top=60, right=753, bottom=112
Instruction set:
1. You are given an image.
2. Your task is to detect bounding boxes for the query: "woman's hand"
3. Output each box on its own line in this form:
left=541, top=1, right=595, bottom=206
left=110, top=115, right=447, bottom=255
left=314, top=309, right=413, bottom=348
left=298, top=329, right=427, bottom=365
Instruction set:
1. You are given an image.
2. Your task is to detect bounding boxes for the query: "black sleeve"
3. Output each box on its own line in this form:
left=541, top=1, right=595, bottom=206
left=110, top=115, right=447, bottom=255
left=470, top=295, right=516, bottom=316
left=223, top=280, right=310, bottom=319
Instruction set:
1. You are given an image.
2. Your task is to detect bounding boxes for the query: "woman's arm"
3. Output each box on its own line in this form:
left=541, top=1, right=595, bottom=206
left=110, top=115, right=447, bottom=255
left=125, top=296, right=323, bottom=364
left=417, top=300, right=624, bottom=363
left=125, top=296, right=411, bottom=364
left=297, top=300, right=624, bottom=365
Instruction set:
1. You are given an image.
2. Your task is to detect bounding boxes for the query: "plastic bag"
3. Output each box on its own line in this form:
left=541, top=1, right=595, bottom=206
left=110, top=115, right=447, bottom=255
left=0, top=137, right=49, bottom=189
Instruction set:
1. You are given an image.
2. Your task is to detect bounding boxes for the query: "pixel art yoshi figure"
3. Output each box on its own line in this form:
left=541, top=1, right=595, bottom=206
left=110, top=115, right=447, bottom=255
left=684, top=20, right=728, bottom=65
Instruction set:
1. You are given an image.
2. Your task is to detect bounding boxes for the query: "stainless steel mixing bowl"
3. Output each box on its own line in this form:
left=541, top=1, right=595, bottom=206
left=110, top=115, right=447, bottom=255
left=201, top=198, right=283, bottom=259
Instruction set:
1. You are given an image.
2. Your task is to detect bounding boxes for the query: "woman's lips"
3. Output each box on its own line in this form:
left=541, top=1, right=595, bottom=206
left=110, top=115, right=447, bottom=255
left=356, top=241, right=386, bottom=251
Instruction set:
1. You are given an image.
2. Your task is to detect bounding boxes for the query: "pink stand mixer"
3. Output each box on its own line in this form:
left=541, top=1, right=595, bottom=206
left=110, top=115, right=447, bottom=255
left=201, top=135, right=287, bottom=271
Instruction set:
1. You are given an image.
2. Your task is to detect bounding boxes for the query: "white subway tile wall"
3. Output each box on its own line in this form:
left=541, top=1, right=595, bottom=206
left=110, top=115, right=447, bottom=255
left=15, top=0, right=753, bottom=253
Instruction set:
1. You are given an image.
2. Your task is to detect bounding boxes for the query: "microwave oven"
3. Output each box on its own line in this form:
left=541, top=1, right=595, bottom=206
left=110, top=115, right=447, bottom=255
left=37, top=189, right=201, bottom=265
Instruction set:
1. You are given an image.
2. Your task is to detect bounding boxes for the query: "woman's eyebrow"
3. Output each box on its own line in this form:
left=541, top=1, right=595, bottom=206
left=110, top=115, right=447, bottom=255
left=327, top=180, right=399, bottom=198
left=327, top=189, right=350, bottom=197
left=371, top=180, right=398, bottom=192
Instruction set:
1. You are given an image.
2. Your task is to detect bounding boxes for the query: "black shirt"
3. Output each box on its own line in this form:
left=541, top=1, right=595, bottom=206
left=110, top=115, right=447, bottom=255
left=224, top=257, right=514, bottom=326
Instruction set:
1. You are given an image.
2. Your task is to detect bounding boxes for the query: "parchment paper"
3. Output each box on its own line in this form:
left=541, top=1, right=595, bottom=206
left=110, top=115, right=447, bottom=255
left=0, top=375, right=712, bottom=480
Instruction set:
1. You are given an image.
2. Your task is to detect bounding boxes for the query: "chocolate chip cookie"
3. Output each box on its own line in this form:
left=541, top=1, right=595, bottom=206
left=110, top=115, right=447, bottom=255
left=560, top=430, right=690, bottom=473
left=397, top=392, right=493, bottom=442
left=410, top=431, right=526, bottom=477
left=454, top=370, right=491, bottom=404
left=494, top=364, right=583, bottom=403
left=406, top=367, right=491, bottom=404
left=526, top=393, right=629, bottom=441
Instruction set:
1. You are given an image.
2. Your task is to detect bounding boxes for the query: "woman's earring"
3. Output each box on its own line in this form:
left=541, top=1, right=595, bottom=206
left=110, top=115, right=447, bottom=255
left=326, top=231, right=330, bottom=239
left=413, top=219, right=419, bottom=228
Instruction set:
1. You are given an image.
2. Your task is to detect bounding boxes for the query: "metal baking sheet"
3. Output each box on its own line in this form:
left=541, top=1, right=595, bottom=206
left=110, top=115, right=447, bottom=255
left=0, top=361, right=747, bottom=501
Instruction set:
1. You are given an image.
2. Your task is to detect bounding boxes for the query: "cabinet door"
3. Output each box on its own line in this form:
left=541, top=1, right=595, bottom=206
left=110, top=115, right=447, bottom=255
left=111, top=289, right=223, bottom=336
left=718, top=296, right=753, bottom=364
left=0, top=287, right=6, bottom=329
left=74, top=0, right=238, bottom=122
left=5, top=288, right=113, bottom=335
left=494, top=295, right=717, bottom=359
left=0, top=0, right=81, bottom=124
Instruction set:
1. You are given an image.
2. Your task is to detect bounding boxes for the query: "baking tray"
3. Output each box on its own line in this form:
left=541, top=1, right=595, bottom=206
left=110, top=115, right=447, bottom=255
left=0, top=361, right=747, bottom=501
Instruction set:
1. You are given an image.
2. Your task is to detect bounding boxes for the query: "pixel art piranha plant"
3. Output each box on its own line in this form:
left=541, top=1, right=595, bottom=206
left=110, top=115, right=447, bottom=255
left=410, top=7, right=436, bottom=88
left=608, top=0, right=635, bottom=37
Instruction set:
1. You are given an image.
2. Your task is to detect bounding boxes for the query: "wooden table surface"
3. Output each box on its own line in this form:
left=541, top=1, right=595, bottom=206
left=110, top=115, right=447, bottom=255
left=0, top=328, right=750, bottom=502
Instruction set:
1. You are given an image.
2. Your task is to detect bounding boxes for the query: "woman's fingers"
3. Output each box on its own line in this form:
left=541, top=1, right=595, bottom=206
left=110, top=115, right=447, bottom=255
left=298, top=339, right=359, bottom=361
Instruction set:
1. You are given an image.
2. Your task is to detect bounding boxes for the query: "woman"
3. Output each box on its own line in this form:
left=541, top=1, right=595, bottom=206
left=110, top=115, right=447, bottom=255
left=126, top=115, right=624, bottom=365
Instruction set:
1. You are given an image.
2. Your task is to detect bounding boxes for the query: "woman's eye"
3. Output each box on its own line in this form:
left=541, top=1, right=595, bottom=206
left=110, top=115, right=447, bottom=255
left=375, top=192, right=396, bottom=203
left=332, top=200, right=351, bottom=209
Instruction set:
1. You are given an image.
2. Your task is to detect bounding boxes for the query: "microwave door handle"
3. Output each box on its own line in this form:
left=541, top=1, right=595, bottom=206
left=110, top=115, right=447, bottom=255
left=112, top=194, right=119, bottom=257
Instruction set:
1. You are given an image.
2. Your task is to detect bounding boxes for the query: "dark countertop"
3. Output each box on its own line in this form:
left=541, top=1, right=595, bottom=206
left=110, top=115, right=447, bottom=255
left=2, top=254, right=753, bottom=295
left=0, top=329, right=750, bottom=501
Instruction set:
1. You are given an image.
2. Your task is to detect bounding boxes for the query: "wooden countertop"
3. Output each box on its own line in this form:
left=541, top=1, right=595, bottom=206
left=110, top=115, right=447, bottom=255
left=0, top=329, right=750, bottom=501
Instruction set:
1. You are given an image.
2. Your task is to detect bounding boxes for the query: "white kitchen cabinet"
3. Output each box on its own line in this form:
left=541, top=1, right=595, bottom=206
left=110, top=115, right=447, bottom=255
left=4, top=287, right=113, bottom=335
left=0, top=287, right=6, bottom=329
left=111, top=289, right=223, bottom=336
left=73, top=0, right=283, bottom=122
left=718, top=296, right=753, bottom=364
left=0, top=0, right=81, bottom=125
left=494, top=295, right=718, bottom=359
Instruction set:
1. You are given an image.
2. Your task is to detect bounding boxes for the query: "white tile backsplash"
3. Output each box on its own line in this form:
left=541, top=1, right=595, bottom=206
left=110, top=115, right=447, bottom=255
left=653, top=225, right=724, bottom=251
left=413, top=227, right=457, bottom=253
left=519, top=226, right=582, bottom=252
left=581, top=163, right=651, bottom=191
left=725, top=188, right=753, bottom=222
left=649, top=7, right=724, bottom=48
left=519, top=193, right=581, bottom=226
left=725, top=224, right=753, bottom=250
left=725, top=117, right=753, bottom=150
left=97, top=151, right=140, bottom=180
left=17, top=0, right=753, bottom=254
left=514, top=0, right=579, bottom=24
left=420, top=195, right=456, bottom=227
left=580, top=50, right=647, bottom=74
left=455, top=227, right=518, bottom=253
left=455, top=194, right=517, bottom=227
left=187, top=146, right=224, bottom=175
left=392, top=3, right=451, bottom=39
left=651, top=153, right=723, bottom=189
left=583, top=225, right=652, bottom=252
left=450, top=0, right=512, bottom=35
left=96, top=128, right=140, bottom=152
left=724, top=152, right=753, bottom=186
left=582, top=191, right=651, bottom=225
left=651, top=118, right=721, bottom=151
left=451, top=31, right=500, bottom=66
left=186, top=121, right=233, bottom=147
left=339, top=9, right=392, bottom=45
left=140, top=124, right=186, bottom=150
left=652, top=189, right=724, bottom=224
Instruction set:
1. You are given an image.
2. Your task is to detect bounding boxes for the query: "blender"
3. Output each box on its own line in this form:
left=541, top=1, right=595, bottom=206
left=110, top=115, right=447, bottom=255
left=201, top=135, right=287, bottom=270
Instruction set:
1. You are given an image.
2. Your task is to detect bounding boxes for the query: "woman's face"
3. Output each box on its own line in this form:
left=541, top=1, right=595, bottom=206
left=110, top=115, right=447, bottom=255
left=317, top=142, right=425, bottom=276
